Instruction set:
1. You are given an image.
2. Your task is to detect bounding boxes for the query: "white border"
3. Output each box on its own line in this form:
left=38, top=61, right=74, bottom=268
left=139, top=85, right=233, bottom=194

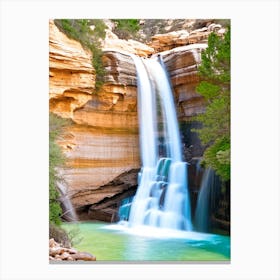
left=0, top=0, right=279, bottom=279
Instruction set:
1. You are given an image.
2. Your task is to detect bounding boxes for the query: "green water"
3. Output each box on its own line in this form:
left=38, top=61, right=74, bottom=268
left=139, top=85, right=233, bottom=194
left=61, top=222, right=230, bottom=262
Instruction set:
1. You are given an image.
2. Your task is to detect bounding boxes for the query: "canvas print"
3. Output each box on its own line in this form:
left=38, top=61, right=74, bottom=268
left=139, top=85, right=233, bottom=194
left=49, top=18, right=230, bottom=262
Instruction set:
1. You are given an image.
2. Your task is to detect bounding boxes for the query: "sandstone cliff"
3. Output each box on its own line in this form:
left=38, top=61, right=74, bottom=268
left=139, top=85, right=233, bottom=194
left=49, top=20, right=95, bottom=119
left=50, top=21, right=140, bottom=220
left=49, top=19, right=226, bottom=222
left=102, top=29, right=154, bottom=57
left=160, top=44, right=207, bottom=120
left=148, top=23, right=224, bottom=52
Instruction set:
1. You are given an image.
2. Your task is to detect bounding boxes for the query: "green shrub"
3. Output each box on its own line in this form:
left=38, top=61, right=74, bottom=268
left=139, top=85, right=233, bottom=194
left=203, top=137, right=230, bottom=181
left=89, top=19, right=107, bottom=40
left=112, top=19, right=140, bottom=40
left=49, top=113, right=71, bottom=225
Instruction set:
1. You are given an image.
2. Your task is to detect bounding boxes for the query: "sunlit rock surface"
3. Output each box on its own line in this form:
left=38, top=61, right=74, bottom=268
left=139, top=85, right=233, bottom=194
left=160, top=44, right=207, bottom=120
left=49, top=20, right=95, bottom=118
left=49, top=22, right=140, bottom=215
left=102, top=29, right=154, bottom=57
left=57, top=124, right=140, bottom=210
left=54, top=50, right=140, bottom=212
left=148, top=23, right=224, bottom=53
left=60, top=50, right=140, bottom=210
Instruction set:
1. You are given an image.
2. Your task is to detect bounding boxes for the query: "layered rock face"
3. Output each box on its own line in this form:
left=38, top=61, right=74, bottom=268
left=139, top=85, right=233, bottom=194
left=54, top=55, right=139, bottom=220
left=49, top=20, right=95, bottom=118
left=73, top=51, right=138, bottom=130
left=86, top=169, right=139, bottom=222
left=161, top=44, right=207, bottom=120
left=102, top=29, right=154, bottom=57
left=57, top=124, right=140, bottom=211
left=149, top=23, right=225, bottom=53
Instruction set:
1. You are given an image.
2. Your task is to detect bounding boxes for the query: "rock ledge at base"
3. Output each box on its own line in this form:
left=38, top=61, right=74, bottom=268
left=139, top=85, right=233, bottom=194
left=49, top=238, right=96, bottom=261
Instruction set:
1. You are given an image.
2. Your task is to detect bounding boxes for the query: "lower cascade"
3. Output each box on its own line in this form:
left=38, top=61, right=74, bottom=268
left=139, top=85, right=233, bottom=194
left=119, top=54, right=192, bottom=231
left=57, top=181, right=77, bottom=222
left=194, top=167, right=222, bottom=233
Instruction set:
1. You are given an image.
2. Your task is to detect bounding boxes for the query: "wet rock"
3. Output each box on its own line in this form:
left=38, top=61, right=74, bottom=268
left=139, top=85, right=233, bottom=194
left=85, top=168, right=139, bottom=222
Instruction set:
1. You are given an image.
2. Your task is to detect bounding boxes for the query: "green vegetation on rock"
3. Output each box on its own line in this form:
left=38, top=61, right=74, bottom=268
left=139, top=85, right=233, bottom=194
left=49, top=113, right=70, bottom=225
left=193, top=27, right=230, bottom=181
left=54, top=19, right=106, bottom=92
left=112, top=19, right=140, bottom=40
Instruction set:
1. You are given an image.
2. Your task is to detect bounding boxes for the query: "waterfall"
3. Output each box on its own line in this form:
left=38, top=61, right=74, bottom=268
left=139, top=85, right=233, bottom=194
left=145, top=56, right=182, bottom=162
left=194, top=167, right=221, bottom=232
left=56, top=181, right=77, bottom=222
left=131, top=55, right=158, bottom=168
left=127, top=54, right=192, bottom=231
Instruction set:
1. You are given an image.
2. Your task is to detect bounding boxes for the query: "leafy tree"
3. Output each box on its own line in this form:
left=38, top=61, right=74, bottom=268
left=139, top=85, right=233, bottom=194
left=49, top=113, right=70, bottom=225
left=54, top=19, right=106, bottom=92
left=193, top=27, right=230, bottom=181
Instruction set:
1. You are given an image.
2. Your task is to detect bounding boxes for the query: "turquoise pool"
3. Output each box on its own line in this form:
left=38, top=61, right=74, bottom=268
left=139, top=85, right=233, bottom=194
left=61, top=222, right=230, bottom=262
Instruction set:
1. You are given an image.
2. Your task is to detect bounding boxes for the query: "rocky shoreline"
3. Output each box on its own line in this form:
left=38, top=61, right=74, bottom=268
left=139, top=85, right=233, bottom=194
left=49, top=238, right=96, bottom=261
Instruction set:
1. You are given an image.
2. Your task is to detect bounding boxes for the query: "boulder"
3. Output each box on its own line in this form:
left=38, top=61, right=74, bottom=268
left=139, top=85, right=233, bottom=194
left=71, top=252, right=96, bottom=261
left=49, top=247, right=65, bottom=257
left=60, top=252, right=70, bottom=260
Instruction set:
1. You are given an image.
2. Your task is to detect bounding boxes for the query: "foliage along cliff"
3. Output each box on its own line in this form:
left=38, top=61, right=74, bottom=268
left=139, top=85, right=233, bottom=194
left=49, top=19, right=228, bottom=224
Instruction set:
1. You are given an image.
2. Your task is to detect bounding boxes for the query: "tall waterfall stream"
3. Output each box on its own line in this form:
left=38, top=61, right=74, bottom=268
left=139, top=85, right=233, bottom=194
left=121, top=54, right=192, bottom=231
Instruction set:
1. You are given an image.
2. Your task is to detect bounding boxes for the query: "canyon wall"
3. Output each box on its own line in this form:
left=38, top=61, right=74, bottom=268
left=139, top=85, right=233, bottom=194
left=49, top=21, right=140, bottom=221
left=161, top=44, right=207, bottom=120
left=49, top=20, right=95, bottom=119
left=49, top=20, right=228, bottom=227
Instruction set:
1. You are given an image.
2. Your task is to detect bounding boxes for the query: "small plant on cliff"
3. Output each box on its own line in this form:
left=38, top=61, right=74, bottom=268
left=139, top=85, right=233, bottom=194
left=54, top=19, right=106, bottom=93
left=193, top=27, right=230, bottom=181
left=112, top=19, right=140, bottom=40
left=49, top=113, right=70, bottom=225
